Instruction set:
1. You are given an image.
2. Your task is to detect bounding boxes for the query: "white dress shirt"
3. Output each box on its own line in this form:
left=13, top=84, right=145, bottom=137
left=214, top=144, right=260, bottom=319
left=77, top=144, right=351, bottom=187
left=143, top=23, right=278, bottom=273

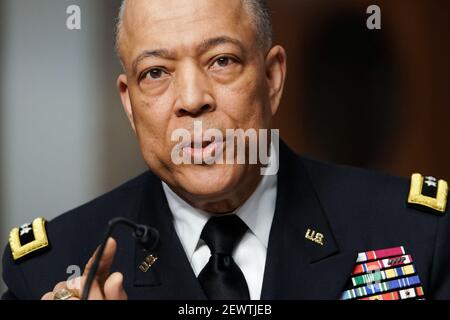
left=162, top=146, right=278, bottom=300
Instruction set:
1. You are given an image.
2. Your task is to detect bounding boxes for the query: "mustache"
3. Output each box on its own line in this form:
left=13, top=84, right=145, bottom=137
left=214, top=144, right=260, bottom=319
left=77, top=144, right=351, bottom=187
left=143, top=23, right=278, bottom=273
left=171, top=129, right=227, bottom=149
left=170, top=121, right=227, bottom=145
left=182, top=120, right=225, bottom=132
left=169, top=120, right=267, bottom=151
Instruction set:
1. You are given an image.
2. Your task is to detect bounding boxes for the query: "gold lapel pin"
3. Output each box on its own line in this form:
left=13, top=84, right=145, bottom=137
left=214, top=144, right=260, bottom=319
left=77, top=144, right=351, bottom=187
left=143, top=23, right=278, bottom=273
left=139, top=254, right=158, bottom=273
left=305, top=229, right=325, bottom=246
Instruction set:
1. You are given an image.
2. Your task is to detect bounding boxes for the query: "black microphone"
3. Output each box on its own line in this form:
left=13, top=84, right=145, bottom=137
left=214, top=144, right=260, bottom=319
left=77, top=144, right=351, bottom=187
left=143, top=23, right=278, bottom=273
left=81, top=217, right=159, bottom=300
left=132, top=222, right=160, bottom=251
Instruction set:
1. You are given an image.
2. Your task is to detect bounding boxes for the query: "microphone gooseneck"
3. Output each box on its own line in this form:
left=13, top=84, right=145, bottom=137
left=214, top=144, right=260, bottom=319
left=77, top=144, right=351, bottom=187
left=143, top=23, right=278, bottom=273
left=81, top=217, right=159, bottom=300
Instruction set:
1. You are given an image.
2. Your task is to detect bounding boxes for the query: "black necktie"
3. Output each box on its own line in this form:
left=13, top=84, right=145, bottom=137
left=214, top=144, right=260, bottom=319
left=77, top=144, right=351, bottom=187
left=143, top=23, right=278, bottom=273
left=198, top=215, right=250, bottom=300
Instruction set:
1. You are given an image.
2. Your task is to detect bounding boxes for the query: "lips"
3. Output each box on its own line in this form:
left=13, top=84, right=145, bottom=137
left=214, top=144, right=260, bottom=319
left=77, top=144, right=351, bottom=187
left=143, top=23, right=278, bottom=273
left=190, top=139, right=214, bottom=149
left=182, top=137, right=224, bottom=162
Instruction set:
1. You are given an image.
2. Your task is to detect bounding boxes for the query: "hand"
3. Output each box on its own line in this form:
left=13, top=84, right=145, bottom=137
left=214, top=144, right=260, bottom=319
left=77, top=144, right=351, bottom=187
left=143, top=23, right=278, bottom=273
left=41, top=238, right=128, bottom=300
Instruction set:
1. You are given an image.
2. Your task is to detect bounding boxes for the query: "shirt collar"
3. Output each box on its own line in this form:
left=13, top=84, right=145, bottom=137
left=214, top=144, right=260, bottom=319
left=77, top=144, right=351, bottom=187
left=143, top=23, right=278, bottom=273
left=162, top=143, right=278, bottom=263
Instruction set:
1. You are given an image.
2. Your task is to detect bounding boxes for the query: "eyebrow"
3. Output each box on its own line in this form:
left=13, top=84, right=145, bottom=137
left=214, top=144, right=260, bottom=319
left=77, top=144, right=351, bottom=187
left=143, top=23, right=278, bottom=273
left=131, top=36, right=245, bottom=75
left=132, top=49, right=175, bottom=75
left=196, top=36, right=245, bottom=56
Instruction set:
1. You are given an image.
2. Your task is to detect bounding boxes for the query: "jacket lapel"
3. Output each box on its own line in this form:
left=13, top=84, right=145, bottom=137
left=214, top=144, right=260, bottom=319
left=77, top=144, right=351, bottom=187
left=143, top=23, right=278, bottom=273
left=126, top=173, right=206, bottom=299
left=261, top=142, right=357, bottom=299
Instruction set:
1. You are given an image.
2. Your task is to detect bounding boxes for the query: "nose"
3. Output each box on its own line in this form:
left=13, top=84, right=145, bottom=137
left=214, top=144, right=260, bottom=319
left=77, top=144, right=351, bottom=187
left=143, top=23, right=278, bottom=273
left=174, top=63, right=216, bottom=117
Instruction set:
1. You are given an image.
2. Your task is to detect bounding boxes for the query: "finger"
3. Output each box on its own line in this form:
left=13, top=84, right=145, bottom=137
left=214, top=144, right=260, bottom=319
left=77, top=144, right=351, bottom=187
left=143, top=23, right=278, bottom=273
left=68, top=276, right=104, bottom=300
left=104, top=272, right=128, bottom=300
left=84, top=278, right=105, bottom=300
left=43, top=280, right=83, bottom=300
left=53, top=281, right=68, bottom=293
left=83, top=237, right=117, bottom=287
left=41, top=292, right=54, bottom=300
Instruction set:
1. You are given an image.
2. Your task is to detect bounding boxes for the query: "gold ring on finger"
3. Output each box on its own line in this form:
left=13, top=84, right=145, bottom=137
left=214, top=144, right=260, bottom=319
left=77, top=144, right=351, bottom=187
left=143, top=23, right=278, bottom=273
left=53, top=288, right=76, bottom=300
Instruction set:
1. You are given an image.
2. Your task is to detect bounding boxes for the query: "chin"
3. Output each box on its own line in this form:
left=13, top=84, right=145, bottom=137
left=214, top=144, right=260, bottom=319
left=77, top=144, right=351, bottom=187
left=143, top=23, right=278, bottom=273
left=175, top=163, right=245, bottom=198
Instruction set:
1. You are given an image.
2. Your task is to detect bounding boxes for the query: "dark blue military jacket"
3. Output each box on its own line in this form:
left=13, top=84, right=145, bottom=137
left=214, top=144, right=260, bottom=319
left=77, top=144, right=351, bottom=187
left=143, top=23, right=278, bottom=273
left=2, top=142, right=449, bottom=300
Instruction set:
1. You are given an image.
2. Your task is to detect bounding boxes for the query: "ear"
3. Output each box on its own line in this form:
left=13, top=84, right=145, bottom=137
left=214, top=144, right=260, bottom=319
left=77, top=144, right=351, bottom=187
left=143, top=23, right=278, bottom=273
left=264, top=45, right=287, bottom=116
left=117, top=74, right=136, bottom=133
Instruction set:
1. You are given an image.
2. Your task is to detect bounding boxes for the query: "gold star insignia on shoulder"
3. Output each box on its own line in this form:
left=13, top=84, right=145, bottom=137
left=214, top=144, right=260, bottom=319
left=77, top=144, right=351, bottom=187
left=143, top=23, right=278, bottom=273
left=407, top=173, right=448, bottom=214
left=9, top=217, right=50, bottom=262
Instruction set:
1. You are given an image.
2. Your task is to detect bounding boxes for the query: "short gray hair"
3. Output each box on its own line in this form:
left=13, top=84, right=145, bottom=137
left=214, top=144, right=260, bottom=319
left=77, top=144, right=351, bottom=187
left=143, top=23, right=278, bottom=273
left=115, top=0, right=273, bottom=54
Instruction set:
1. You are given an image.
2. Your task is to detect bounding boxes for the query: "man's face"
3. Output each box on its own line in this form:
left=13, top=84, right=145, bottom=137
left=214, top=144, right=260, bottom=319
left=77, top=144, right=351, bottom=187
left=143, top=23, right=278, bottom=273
left=118, top=0, right=285, bottom=205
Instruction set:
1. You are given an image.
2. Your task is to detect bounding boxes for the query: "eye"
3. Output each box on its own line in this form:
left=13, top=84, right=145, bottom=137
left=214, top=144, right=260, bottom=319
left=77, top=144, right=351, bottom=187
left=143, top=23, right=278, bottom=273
left=141, top=68, right=167, bottom=80
left=212, top=56, right=237, bottom=69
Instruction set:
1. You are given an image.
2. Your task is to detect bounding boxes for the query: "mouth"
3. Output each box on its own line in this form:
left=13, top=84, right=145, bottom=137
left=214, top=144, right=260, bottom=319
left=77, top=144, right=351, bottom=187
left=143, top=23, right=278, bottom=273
left=182, top=137, right=224, bottom=163
left=190, top=139, right=214, bottom=149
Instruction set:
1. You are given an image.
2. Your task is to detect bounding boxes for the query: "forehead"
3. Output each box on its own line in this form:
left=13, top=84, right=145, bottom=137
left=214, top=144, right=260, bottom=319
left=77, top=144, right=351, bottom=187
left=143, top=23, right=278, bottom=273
left=121, top=0, right=255, bottom=62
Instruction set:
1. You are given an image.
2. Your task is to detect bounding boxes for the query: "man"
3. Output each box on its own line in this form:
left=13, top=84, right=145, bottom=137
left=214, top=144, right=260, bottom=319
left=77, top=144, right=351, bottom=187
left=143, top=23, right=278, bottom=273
left=2, top=0, right=449, bottom=300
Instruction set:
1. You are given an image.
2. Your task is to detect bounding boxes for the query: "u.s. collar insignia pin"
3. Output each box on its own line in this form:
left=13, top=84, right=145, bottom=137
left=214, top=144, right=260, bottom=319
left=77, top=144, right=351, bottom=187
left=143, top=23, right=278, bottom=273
left=305, top=229, right=325, bottom=246
left=139, top=254, right=158, bottom=273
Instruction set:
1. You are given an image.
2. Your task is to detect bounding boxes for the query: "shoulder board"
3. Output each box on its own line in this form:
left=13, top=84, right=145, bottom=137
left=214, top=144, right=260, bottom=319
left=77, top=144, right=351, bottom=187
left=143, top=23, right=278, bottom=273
left=9, top=217, right=50, bottom=262
left=407, top=173, right=448, bottom=214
